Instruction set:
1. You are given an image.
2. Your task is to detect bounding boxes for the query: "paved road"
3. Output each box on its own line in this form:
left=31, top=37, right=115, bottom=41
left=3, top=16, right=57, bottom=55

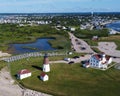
left=50, top=55, right=91, bottom=64
left=68, top=32, right=94, bottom=53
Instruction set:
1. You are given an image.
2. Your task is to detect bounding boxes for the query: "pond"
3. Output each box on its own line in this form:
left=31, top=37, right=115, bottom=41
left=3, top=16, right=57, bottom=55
left=8, top=38, right=56, bottom=54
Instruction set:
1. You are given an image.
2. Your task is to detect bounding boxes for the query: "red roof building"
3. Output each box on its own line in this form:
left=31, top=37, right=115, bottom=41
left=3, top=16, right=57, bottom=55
left=18, top=69, right=31, bottom=75
left=40, top=72, right=49, bottom=81
left=17, top=69, right=31, bottom=80
left=89, top=53, right=112, bottom=69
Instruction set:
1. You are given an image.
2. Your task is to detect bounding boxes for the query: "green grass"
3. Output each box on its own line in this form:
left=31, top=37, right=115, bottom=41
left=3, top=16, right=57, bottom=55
left=0, top=61, right=7, bottom=70
left=9, top=56, right=120, bottom=96
left=91, top=47, right=102, bottom=53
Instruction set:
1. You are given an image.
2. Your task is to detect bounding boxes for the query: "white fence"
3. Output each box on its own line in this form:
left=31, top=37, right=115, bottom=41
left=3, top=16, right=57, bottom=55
left=3, top=52, right=67, bottom=62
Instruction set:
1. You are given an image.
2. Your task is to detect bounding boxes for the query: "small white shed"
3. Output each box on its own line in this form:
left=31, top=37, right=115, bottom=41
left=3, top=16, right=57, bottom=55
left=40, top=72, right=49, bottom=81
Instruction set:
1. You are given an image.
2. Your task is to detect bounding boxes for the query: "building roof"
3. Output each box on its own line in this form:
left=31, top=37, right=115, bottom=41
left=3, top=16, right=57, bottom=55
left=105, top=55, right=111, bottom=60
left=18, top=69, right=31, bottom=75
left=94, top=54, right=102, bottom=60
left=40, top=72, right=47, bottom=77
left=93, top=53, right=111, bottom=61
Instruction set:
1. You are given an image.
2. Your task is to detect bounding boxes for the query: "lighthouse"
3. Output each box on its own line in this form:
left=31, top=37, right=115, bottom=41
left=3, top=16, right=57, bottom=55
left=43, top=54, right=50, bottom=72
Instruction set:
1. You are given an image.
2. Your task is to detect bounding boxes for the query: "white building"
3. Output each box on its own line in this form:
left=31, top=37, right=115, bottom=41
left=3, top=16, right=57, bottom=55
left=40, top=72, right=49, bottom=81
left=70, top=27, right=75, bottom=31
left=43, top=54, right=50, bottom=72
left=17, top=69, right=31, bottom=80
left=83, top=53, right=112, bottom=69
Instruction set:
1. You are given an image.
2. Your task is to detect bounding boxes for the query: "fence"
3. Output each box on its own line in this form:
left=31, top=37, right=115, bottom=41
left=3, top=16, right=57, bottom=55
left=3, top=52, right=68, bottom=63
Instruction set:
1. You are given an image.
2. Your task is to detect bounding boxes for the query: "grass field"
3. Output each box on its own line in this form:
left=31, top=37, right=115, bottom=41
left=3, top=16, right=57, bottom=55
left=9, top=56, right=120, bottom=96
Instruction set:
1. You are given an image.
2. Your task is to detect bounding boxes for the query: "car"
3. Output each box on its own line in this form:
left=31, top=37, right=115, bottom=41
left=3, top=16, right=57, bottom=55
left=81, top=55, right=84, bottom=57
left=81, top=47, right=86, bottom=50
left=68, top=61, right=74, bottom=64
left=112, top=56, right=117, bottom=58
left=73, top=56, right=79, bottom=59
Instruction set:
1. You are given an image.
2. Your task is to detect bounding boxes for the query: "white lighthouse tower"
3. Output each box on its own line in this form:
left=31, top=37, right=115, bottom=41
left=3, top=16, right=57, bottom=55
left=43, top=54, right=50, bottom=72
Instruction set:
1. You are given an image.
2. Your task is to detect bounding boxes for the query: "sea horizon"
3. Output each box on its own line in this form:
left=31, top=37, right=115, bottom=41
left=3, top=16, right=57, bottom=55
left=0, top=12, right=120, bottom=15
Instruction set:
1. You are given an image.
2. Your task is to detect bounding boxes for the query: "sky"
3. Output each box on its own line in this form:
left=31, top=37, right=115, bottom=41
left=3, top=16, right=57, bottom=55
left=0, top=0, right=119, bottom=13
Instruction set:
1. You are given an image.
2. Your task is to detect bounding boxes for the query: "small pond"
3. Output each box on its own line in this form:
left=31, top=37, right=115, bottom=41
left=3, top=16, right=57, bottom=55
left=8, top=38, right=56, bottom=54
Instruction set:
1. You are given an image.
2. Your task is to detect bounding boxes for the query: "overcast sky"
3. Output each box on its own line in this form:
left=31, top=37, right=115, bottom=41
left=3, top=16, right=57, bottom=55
left=0, top=0, right=119, bottom=13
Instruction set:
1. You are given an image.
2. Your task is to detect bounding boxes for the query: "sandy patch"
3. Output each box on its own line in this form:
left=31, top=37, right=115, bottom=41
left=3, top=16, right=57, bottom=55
left=0, top=51, right=11, bottom=57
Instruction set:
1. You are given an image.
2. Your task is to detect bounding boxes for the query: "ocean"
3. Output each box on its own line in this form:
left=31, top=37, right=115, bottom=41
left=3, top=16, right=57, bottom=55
left=106, top=21, right=120, bottom=32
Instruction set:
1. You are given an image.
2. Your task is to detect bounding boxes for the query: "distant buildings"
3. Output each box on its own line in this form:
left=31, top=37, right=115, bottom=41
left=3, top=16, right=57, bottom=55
left=92, top=36, right=99, bottom=40
left=70, top=27, right=76, bottom=32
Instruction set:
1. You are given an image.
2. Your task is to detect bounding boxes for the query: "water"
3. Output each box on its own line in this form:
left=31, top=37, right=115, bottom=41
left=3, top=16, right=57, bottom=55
left=9, top=38, right=56, bottom=54
left=106, top=21, right=120, bottom=32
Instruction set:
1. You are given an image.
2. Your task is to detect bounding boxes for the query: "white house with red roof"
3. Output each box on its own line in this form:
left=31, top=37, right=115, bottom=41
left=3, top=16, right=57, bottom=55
left=17, top=69, right=31, bottom=80
left=40, top=72, right=49, bottom=81
left=83, top=53, right=112, bottom=69
left=43, top=54, right=50, bottom=72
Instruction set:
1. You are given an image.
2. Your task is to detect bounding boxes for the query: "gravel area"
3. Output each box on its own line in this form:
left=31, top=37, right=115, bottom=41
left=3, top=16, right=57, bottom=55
left=97, top=42, right=120, bottom=63
left=97, top=42, right=120, bottom=57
